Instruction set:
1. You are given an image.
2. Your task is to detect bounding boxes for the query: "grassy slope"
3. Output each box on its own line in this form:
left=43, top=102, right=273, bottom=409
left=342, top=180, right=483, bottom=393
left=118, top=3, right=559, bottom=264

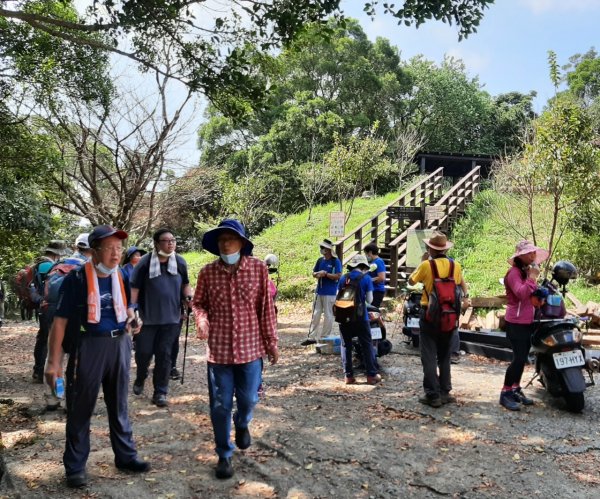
left=183, top=188, right=600, bottom=304
left=451, top=190, right=600, bottom=304
left=183, top=192, right=402, bottom=299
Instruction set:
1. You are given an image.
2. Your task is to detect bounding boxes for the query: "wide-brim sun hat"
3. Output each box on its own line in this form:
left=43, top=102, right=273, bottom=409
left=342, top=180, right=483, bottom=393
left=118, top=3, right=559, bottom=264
left=319, top=239, right=334, bottom=250
left=347, top=254, right=370, bottom=269
left=423, top=231, right=453, bottom=251
left=508, top=240, right=549, bottom=266
left=44, top=240, right=69, bottom=256
left=202, top=219, right=254, bottom=256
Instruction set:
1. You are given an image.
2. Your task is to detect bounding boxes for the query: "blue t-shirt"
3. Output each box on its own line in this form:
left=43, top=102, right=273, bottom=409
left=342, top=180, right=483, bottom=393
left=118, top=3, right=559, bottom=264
left=313, top=256, right=342, bottom=296
left=337, top=270, right=374, bottom=322
left=56, top=272, right=127, bottom=333
left=368, top=257, right=386, bottom=293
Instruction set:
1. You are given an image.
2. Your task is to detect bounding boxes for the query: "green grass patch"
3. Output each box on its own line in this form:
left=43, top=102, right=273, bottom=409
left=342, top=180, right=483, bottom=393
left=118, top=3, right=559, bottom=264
left=183, top=191, right=403, bottom=299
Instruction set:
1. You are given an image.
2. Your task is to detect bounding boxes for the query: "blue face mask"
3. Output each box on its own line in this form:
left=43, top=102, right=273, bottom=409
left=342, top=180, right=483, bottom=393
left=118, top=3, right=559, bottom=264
left=95, top=262, right=118, bottom=275
left=221, top=252, right=241, bottom=265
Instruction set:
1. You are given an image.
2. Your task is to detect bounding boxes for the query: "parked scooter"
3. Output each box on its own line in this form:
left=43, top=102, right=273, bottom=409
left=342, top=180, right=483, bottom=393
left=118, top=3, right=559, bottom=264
left=528, top=261, right=597, bottom=413
left=401, top=283, right=423, bottom=347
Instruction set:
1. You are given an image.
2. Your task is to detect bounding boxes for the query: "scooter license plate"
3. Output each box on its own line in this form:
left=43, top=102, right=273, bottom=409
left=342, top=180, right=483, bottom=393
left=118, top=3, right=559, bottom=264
left=370, top=327, right=382, bottom=340
left=553, top=350, right=585, bottom=369
left=407, top=317, right=420, bottom=328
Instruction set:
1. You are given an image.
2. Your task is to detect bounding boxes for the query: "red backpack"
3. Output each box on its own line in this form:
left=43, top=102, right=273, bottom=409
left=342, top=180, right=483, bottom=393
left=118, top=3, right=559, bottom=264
left=424, top=259, right=461, bottom=333
left=14, top=265, right=36, bottom=310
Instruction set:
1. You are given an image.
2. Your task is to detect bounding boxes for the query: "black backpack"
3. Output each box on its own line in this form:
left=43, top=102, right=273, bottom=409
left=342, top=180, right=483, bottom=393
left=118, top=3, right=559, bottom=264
left=333, top=274, right=365, bottom=324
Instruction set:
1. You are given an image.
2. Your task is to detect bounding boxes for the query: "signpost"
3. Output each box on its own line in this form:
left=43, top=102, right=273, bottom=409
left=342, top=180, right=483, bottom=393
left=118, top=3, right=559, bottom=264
left=329, top=211, right=345, bottom=238
left=425, top=205, right=446, bottom=221
left=386, top=206, right=422, bottom=220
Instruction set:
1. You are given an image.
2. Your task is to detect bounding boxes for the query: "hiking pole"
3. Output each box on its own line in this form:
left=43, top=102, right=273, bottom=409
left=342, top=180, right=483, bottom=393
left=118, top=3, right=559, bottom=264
left=181, top=308, right=190, bottom=385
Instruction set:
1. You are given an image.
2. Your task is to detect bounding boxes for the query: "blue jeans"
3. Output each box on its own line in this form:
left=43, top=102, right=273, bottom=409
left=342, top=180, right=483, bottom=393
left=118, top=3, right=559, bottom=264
left=207, top=359, right=263, bottom=458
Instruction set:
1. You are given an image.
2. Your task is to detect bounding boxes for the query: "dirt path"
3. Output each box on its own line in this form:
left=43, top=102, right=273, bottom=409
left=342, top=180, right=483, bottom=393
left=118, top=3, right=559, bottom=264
left=2, top=313, right=600, bottom=498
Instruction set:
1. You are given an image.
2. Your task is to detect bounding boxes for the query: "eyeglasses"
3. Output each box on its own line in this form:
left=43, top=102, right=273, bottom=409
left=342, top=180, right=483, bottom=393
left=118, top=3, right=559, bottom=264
left=159, top=238, right=177, bottom=244
left=98, top=246, right=124, bottom=254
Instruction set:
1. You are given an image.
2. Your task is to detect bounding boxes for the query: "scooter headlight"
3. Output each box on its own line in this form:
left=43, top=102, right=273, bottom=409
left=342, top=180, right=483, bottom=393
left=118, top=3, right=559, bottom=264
left=541, top=329, right=582, bottom=347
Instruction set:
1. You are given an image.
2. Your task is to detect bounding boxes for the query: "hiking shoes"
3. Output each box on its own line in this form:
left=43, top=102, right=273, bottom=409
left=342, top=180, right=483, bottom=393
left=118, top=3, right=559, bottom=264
left=441, top=393, right=457, bottom=405
left=419, top=395, right=443, bottom=408
left=499, top=391, right=521, bottom=411
left=367, top=374, right=382, bottom=385
left=450, top=353, right=461, bottom=364
left=152, top=393, right=168, bottom=407
left=116, top=458, right=151, bottom=473
left=513, top=388, right=534, bottom=406
left=235, top=427, right=252, bottom=450
left=170, top=367, right=181, bottom=380
left=132, top=379, right=144, bottom=395
left=216, top=457, right=234, bottom=479
left=345, top=376, right=357, bottom=385
left=66, top=471, right=87, bottom=488
left=300, top=339, right=317, bottom=346
left=32, top=372, right=44, bottom=384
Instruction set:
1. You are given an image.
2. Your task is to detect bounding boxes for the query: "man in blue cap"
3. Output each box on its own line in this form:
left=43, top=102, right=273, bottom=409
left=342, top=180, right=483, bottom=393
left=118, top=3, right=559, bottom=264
left=45, top=225, right=150, bottom=488
left=192, top=219, right=278, bottom=480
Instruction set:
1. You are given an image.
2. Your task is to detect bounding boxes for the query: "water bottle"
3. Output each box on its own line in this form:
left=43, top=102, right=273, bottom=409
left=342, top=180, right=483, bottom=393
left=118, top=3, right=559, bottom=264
left=54, top=377, right=65, bottom=399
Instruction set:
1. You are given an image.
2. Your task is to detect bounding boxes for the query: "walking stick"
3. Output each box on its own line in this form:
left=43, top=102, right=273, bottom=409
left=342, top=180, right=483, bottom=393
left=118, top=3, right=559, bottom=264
left=181, top=309, right=190, bottom=385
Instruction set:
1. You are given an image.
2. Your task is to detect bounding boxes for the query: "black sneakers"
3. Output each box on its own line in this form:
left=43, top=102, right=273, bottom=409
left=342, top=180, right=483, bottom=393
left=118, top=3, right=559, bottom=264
left=499, top=391, right=520, bottom=411
left=152, top=393, right=168, bottom=407
left=132, top=379, right=144, bottom=395
left=66, top=471, right=87, bottom=488
left=300, top=339, right=316, bottom=346
left=513, top=388, right=534, bottom=406
left=419, top=395, right=442, bottom=408
left=216, top=457, right=234, bottom=479
left=170, top=367, right=181, bottom=380
left=116, top=458, right=151, bottom=473
left=235, top=427, right=252, bottom=450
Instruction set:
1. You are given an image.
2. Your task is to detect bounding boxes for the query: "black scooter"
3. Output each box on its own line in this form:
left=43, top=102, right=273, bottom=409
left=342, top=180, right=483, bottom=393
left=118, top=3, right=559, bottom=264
left=401, top=285, right=423, bottom=347
left=527, top=261, right=597, bottom=413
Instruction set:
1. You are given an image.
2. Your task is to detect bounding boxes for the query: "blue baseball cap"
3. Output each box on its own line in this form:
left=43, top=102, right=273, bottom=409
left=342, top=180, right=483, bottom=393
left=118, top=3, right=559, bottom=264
left=88, top=224, right=128, bottom=248
left=201, top=219, right=253, bottom=256
left=124, top=246, right=147, bottom=263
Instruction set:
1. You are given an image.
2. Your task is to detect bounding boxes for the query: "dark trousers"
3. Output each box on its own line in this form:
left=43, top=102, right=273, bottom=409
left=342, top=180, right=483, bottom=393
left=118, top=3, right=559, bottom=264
left=135, top=323, right=180, bottom=395
left=170, top=320, right=183, bottom=368
left=64, top=334, right=137, bottom=475
left=419, top=311, right=453, bottom=398
left=372, top=291, right=385, bottom=308
left=339, top=321, right=377, bottom=377
left=504, top=321, right=533, bottom=386
left=33, top=312, right=49, bottom=375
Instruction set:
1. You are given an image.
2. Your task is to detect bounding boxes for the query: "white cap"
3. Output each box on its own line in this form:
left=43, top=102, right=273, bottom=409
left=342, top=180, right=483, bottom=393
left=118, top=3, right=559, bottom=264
left=75, top=233, right=90, bottom=249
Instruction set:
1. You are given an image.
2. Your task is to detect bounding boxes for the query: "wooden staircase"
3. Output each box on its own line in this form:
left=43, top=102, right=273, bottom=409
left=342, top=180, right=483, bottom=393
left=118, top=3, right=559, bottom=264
left=333, top=166, right=481, bottom=298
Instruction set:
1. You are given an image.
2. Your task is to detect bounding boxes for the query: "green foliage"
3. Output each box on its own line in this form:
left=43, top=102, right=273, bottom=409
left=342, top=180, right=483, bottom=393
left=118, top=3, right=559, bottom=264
left=451, top=190, right=600, bottom=303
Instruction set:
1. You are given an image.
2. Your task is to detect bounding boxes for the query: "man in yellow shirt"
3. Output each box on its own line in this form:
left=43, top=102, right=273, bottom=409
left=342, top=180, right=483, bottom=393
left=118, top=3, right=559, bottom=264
left=409, top=232, right=468, bottom=408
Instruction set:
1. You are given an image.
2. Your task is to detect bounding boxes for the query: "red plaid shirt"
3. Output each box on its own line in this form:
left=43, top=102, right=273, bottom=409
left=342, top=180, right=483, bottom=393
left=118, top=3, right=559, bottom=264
left=192, top=256, right=278, bottom=364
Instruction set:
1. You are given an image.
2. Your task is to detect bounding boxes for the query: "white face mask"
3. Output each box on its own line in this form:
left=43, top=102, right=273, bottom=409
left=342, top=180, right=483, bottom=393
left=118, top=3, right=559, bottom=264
left=158, top=250, right=174, bottom=258
left=96, top=262, right=118, bottom=275
left=221, top=252, right=241, bottom=265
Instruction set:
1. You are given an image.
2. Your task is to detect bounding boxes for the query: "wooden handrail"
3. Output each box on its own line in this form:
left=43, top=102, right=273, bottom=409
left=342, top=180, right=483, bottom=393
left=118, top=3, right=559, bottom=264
left=334, top=165, right=481, bottom=297
left=334, top=168, right=443, bottom=263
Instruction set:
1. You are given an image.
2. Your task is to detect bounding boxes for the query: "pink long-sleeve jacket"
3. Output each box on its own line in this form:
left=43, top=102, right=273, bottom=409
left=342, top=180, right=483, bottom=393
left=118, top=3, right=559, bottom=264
left=504, top=266, right=538, bottom=324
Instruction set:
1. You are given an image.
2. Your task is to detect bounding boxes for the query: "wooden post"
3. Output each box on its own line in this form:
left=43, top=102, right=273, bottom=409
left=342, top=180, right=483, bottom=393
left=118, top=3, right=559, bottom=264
left=389, top=244, right=399, bottom=292
left=370, top=216, right=378, bottom=245
left=354, top=227, right=363, bottom=253
left=335, top=241, right=344, bottom=262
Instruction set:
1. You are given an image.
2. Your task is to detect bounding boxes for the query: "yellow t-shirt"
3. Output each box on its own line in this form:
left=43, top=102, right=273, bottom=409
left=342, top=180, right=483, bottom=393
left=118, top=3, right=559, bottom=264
left=409, top=258, right=463, bottom=306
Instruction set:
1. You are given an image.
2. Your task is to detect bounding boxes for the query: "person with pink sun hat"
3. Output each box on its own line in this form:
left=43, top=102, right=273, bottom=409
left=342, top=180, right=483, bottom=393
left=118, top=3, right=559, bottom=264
left=499, top=239, right=549, bottom=411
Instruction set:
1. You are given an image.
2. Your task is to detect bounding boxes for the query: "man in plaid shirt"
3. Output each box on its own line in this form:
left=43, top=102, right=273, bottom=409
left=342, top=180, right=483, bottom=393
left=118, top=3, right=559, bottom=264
left=192, top=219, right=278, bottom=480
